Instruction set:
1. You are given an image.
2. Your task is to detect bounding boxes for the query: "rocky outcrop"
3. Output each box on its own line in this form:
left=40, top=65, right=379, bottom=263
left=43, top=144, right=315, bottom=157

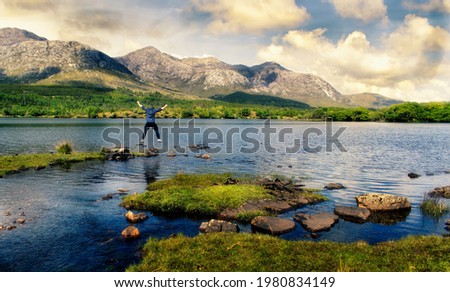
left=0, top=27, right=47, bottom=46
left=125, top=211, right=149, bottom=223
left=219, top=178, right=325, bottom=221
left=199, top=219, right=239, bottom=233
left=294, top=212, right=339, bottom=232
left=355, top=193, right=411, bottom=212
left=334, top=206, right=371, bottom=223
left=427, top=186, right=450, bottom=199
left=324, top=183, right=345, bottom=190
left=251, top=216, right=296, bottom=235
left=121, top=226, right=140, bottom=239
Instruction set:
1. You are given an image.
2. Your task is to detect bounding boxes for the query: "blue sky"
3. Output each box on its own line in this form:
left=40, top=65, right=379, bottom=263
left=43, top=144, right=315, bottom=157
left=0, top=0, right=449, bottom=101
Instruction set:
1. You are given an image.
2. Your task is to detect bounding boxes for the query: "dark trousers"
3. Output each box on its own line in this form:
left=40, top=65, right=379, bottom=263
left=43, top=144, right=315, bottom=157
left=142, top=122, right=160, bottom=139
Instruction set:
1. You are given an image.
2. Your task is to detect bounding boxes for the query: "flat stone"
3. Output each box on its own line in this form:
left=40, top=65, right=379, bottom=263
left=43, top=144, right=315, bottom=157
left=294, top=212, right=339, bottom=232
left=355, top=193, right=411, bottom=211
left=118, top=188, right=129, bottom=193
left=199, top=219, right=239, bottom=233
left=6, top=226, right=17, bottom=231
left=121, top=226, right=140, bottom=239
left=125, top=211, right=149, bottom=223
left=334, top=206, right=371, bottom=223
left=324, top=183, right=345, bottom=190
left=251, top=216, right=296, bottom=235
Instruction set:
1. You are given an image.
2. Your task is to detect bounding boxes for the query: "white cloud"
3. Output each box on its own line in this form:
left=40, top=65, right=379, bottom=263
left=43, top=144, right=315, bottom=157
left=328, top=0, right=388, bottom=22
left=258, top=14, right=450, bottom=101
left=403, top=0, right=450, bottom=13
left=191, top=0, right=310, bottom=34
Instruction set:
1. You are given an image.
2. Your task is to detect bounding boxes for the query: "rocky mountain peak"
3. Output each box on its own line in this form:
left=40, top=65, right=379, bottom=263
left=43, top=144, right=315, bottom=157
left=0, top=27, right=47, bottom=46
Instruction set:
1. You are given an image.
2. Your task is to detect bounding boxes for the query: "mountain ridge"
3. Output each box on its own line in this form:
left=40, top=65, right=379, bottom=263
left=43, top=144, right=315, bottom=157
left=0, top=27, right=401, bottom=108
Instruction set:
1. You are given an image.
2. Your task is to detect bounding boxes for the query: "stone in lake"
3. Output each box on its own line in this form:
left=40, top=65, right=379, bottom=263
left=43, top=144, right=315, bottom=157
left=121, top=226, right=140, bottom=239
left=199, top=219, right=239, bottom=233
left=355, top=193, right=411, bottom=212
left=334, top=206, right=371, bottom=223
left=408, top=172, right=421, bottom=179
left=166, top=150, right=177, bottom=157
left=427, top=186, right=450, bottom=199
left=324, top=183, right=345, bottom=190
left=195, top=153, right=212, bottom=159
left=6, top=225, right=17, bottom=231
left=294, top=212, right=339, bottom=232
left=125, top=211, right=149, bottom=223
left=446, top=219, right=450, bottom=226
left=118, top=188, right=129, bottom=193
left=16, top=218, right=26, bottom=224
left=144, top=148, right=158, bottom=157
left=251, top=216, right=296, bottom=235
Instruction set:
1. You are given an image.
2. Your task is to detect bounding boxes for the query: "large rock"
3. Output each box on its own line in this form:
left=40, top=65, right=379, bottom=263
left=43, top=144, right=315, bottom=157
left=355, top=193, right=411, bottom=211
left=427, top=186, right=450, bottom=199
left=125, top=211, right=149, bottom=223
left=199, top=219, right=239, bottom=233
left=334, top=206, right=371, bottom=223
left=294, top=212, right=339, bottom=232
left=251, top=216, right=296, bottom=235
left=121, top=226, right=140, bottom=239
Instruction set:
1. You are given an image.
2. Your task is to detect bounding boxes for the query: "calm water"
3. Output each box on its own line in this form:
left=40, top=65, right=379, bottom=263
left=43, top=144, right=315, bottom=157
left=0, top=118, right=449, bottom=271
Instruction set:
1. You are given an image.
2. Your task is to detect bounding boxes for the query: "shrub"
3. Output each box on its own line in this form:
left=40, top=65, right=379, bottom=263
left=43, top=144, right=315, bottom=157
left=55, top=140, right=74, bottom=154
left=420, top=194, right=448, bottom=217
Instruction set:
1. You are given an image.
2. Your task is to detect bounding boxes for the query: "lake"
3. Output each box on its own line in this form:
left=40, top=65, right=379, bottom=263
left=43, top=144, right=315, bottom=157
left=0, top=118, right=449, bottom=271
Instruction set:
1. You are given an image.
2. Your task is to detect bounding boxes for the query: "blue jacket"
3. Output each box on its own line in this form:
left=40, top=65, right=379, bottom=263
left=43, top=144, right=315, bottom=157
left=142, top=106, right=162, bottom=123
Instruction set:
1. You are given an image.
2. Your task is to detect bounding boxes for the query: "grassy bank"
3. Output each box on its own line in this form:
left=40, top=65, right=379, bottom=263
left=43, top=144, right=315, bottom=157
left=121, top=173, right=326, bottom=219
left=0, top=152, right=104, bottom=177
left=127, top=233, right=450, bottom=272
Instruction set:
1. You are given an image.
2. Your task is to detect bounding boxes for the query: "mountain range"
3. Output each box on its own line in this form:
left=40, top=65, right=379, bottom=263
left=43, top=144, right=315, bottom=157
left=0, top=27, right=402, bottom=108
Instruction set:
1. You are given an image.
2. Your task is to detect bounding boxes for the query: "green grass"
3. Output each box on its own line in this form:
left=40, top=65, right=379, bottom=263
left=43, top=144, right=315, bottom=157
left=0, top=152, right=104, bottom=177
left=122, top=173, right=271, bottom=216
left=127, top=233, right=450, bottom=272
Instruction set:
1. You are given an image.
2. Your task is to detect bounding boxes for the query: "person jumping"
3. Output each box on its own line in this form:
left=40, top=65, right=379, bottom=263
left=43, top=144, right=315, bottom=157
left=137, top=100, right=168, bottom=143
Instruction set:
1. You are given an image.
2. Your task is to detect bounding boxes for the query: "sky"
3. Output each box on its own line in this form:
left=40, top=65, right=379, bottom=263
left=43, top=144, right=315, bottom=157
left=0, top=0, right=449, bottom=101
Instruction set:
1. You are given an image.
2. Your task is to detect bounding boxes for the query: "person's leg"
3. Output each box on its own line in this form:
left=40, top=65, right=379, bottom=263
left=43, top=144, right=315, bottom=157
left=142, top=122, right=151, bottom=139
left=151, top=123, right=161, bottom=140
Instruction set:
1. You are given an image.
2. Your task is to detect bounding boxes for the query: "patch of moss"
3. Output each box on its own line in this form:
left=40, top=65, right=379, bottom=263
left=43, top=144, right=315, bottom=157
left=122, top=173, right=271, bottom=216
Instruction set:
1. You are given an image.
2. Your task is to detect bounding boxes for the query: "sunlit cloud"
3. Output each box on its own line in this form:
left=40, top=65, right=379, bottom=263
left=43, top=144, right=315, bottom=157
left=258, top=15, right=450, bottom=101
left=403, top=0, right=450, bottom=13
left=327, top=0, right=388, bottom=22
left=190, top=0, right=310, bottom=34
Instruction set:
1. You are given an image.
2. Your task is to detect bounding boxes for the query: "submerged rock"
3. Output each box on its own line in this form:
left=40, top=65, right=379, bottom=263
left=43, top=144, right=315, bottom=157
left=251, top=216, right=296, bottom=235
left=334, top=206, right=371, bottom=223
left=408, top=172, right=421, bottom=179
left=144, top=148, right=158, bottom=157
left=121, top=226, right=140, bottom=239
left=199, top=219, right=239, bottom=233
left=294, top=212, right=339, bottom=232
left=324, top=183, right=345, bottom=190
left=195, top=153, right=212, bottom=159
left=355, top=193, right=411, bottom=212
left=427, top=186, right=450, bottom=199
left=125, top=211, right=149, bottom=223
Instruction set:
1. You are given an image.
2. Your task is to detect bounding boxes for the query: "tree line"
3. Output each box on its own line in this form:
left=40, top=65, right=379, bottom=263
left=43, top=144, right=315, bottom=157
left=0, top=84, right=449, bottom=122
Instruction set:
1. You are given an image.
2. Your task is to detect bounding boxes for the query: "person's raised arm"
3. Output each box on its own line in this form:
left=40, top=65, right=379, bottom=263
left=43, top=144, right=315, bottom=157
left=161, top=104, right=168, bottom=110
left=137, top=101, right=144, bottom=109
